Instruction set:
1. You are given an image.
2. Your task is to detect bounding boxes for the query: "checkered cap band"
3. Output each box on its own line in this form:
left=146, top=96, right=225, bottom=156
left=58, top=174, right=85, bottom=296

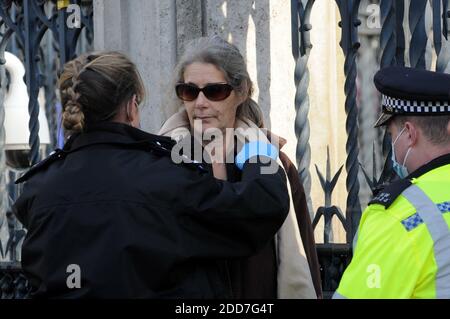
left=382, top=95, right=450, bottom=114
left=401, top=201, right=450, bottom=231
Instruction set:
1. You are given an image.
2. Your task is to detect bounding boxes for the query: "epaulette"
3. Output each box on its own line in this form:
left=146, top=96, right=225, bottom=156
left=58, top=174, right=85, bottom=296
left=15, top=149, right=66, bottom=184
left=368, top=178, right=412, bottom=208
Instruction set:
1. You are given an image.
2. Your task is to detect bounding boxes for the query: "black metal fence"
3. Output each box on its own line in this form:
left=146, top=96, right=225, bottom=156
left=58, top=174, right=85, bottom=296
left=291, top=0, right=450, bottom=298
left=1, top=0, right=449, bottom=299
left=0, top=0, right=93, bottom=298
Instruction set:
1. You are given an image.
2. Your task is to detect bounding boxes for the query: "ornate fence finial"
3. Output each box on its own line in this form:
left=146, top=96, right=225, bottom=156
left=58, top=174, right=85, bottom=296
left=312, top=146, right=347, bottom=243
left=360, top=142, right=381, bottom=195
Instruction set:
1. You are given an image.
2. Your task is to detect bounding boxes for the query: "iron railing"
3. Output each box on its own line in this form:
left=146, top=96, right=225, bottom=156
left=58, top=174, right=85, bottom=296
left=291, top=0, right=450, bottom=298
left=0, top=0, right=92, bottom=298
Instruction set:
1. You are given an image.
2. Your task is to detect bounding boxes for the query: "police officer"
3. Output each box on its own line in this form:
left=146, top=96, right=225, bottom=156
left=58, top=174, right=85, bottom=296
left=334, top=66, right=450, bottom=299
left=13, top=51, right=289, bottom=298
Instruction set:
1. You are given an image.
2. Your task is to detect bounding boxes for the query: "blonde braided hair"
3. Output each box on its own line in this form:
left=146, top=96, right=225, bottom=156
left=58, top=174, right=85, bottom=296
left=60, top=56, right=89, bottom=132
left=59, top=51, right=145, bottom=133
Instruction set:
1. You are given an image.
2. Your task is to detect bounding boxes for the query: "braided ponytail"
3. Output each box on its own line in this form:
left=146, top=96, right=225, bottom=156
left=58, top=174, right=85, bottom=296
left=58, top=51, right=145, bottom=133
left=60, top=57, right=89, bottom=132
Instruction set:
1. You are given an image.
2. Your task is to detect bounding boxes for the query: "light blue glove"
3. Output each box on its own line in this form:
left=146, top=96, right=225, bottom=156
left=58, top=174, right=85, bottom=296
left=235, top=141, right=279, bottom=170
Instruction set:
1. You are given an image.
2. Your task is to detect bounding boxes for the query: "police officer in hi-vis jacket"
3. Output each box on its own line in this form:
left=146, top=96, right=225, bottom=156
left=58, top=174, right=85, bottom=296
left=334, top=66, right=450, bottom=299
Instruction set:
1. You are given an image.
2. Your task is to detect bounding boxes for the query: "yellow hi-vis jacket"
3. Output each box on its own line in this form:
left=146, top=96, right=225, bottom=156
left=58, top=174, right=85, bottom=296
left=334, top=154, right=450, bottom=299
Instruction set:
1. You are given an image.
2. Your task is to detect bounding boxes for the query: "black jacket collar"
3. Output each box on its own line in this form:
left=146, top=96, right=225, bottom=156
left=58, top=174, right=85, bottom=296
left=369, top=153, right=449, bottom=208
left=15, top=123, right=176, bottom=185
left=64, top=122, right=175, bottom=152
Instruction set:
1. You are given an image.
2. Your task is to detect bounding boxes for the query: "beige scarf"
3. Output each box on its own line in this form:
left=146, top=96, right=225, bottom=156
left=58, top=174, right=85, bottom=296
left=158, top=109, right=316, bottom=299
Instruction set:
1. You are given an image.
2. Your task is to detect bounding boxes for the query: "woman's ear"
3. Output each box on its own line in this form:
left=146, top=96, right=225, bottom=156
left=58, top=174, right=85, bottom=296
left=126, top=94, right=140, bottom=128
left=126, top=96, right=134, bottom=121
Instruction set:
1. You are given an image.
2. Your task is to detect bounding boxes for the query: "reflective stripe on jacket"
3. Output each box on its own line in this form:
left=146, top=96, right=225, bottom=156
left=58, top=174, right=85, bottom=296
left=334, top=154, right=450, bottom=299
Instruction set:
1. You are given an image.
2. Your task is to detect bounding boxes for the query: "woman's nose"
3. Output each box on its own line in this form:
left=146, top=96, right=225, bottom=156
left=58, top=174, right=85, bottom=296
left=195, top=91, right=208, bottom=108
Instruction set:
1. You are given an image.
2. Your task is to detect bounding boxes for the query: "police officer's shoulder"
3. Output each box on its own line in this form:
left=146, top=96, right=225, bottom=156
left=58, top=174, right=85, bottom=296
left=15, top=149, right=65, bottom=184
left=369, top=178, right=412, bottom=208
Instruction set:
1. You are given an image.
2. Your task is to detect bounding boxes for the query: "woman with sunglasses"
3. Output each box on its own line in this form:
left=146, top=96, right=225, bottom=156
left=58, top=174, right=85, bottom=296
left=12, top=51, right=290, bottom=298
left=160, top=36, right=322, bottom=299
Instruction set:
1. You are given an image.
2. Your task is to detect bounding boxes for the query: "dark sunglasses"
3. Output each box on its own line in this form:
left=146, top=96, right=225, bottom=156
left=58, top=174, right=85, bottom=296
left=175, top=83, right=234, bottom=102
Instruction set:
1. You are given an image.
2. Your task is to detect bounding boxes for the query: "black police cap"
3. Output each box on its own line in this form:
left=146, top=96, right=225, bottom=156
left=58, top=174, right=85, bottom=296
left=373, top=66, right=450, bottom=127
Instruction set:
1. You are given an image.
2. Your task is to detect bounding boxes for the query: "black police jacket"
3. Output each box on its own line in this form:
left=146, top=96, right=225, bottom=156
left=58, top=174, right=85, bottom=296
left=13, top=122, right=289, bottom=298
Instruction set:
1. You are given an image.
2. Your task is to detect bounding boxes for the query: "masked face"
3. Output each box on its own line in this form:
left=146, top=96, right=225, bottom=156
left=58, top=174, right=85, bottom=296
left=391, top=126, right=412, bottom=178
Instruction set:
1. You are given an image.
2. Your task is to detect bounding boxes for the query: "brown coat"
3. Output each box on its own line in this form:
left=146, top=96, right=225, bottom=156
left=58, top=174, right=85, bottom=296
left=159, top=110, right=322, bottom=298
left=279, top=152, right=323, bottom=298
left=225, top=153, right=322, bottom=299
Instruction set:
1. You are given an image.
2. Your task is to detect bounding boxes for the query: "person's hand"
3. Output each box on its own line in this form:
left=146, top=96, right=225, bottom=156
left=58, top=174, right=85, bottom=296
left=202, top=127, right=229, bottom=180
left=234, top=118, right=280, bottom=173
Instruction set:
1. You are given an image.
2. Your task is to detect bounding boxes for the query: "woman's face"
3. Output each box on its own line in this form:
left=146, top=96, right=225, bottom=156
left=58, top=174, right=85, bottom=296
left=182, top=62, right=245, bottom=133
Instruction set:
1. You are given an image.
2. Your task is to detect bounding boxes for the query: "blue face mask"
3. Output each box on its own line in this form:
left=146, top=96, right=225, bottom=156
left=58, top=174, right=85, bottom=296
left=391, top=126, right=412, bottom=179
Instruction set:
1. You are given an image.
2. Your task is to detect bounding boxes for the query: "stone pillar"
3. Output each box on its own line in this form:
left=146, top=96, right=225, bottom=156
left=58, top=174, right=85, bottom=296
left=93, top=0, right=178, bottom=131
left=175, top=0, right=204, bottom=60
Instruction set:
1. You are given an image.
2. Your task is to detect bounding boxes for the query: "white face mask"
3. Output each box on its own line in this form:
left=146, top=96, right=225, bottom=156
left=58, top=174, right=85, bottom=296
left=391, top=126, right=412, bottom=178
